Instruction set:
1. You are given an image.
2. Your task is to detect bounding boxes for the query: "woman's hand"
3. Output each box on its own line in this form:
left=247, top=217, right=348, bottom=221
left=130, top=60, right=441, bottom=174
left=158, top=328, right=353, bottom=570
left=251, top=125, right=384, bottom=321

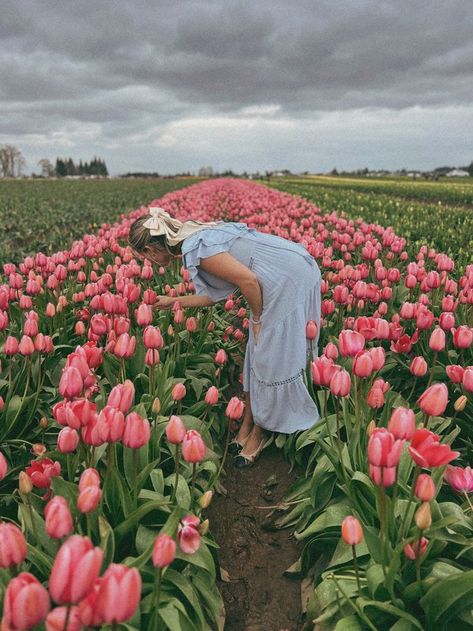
left=253, top=321, right=261, bottom=345
left=155, top=295, right=176, bottom=310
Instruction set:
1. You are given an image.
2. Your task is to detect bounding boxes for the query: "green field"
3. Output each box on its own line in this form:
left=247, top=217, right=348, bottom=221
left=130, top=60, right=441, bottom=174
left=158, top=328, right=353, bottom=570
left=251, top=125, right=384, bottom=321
left=1, top=177, right=200, bottom=263
left=268, top=176, right=473, bottom=268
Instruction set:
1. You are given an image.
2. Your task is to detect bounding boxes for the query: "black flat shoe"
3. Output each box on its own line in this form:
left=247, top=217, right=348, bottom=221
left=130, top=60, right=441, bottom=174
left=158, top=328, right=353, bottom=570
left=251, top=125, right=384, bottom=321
left=234, top=434, right=274, bottom=468
left=228, top=432, right=251, bottom=455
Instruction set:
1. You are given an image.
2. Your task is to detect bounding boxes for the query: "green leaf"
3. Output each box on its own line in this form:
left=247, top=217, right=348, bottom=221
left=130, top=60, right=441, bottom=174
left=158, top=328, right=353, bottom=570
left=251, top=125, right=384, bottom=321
left=98, top=515, right=115, bottom=568
left=420, top=569, right=473, bottom=628
left=357, top=597, right=423, bottom=629
left=334, top=615, right=363, bottom=630
left=114, top=500, right=170, bottom=544
left=295, top=500, right=351, bottom=540
left=26, top=542, right=53, bottom=575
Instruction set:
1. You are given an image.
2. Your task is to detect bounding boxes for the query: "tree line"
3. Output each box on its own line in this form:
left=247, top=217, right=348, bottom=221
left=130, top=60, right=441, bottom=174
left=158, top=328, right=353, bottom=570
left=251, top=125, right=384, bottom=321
left=0, top=144, right=108, bottom=177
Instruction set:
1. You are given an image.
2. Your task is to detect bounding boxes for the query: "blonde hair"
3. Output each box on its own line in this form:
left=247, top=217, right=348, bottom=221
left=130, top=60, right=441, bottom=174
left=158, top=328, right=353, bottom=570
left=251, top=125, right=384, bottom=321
left=128, top=216, right=182, bottom=256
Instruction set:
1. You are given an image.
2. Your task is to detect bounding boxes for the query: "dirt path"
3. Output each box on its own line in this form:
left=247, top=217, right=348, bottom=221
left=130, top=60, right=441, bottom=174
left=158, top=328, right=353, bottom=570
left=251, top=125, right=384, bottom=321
left=207, top=441, right=305, bottom=631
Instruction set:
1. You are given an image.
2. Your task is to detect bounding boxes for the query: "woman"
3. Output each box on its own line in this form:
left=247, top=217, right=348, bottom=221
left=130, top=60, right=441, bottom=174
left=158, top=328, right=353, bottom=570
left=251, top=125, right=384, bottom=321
left=128, top=207, right=322, bottom=467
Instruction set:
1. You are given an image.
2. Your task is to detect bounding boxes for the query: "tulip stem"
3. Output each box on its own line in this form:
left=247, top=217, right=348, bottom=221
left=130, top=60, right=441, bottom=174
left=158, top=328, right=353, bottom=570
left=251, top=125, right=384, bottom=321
left=171, top=444, right=179, bottom=504
left=210, top=415, right=232, bottom=489
left=329, top=574, right=377, bottom=631
left=151, top=566, right=163, bottom=630
left=415, top=527, right=424, bottom=595
left=463, top=491, right=473, bottom=513
left=191, top=462, right=197, bottom=497
left=426, top=352, right=437, bottom=388
left=63, top=604, right=72, bottom=631
left=352, top=544, right=361, bottom=592
left=25, top=493, right=39, bottom=544
left=379, top=482, right=388, bottom=574
left=399, top=465, right=421, bottom=542
left=132, top=448, right=138, bottom=509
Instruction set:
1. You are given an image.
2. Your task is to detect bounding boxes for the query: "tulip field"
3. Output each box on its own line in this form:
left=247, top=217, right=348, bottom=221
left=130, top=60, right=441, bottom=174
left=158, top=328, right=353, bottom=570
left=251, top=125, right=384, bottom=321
left=1, top=176, right=473, bottom=630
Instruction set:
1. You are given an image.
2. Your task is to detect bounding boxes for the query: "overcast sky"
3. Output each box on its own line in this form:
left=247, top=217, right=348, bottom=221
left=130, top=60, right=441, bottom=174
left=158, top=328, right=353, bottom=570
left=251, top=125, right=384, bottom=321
left=1, top=0, right=472, bottom=175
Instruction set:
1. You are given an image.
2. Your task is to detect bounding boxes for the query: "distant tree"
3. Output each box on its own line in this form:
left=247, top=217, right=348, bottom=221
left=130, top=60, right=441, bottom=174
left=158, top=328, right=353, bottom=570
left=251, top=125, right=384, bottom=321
left=329, top=168, right=338, bottom=176
left=198, top=166, right=214, bottom=177
left=0, top=144, right=26, bottom=177
left=37, top=158, right=55, bottom=178
left=467, top=160, right=473, bottom=176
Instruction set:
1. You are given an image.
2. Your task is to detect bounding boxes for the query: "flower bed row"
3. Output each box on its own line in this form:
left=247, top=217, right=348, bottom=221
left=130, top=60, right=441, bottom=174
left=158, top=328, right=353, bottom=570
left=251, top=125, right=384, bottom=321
left=0, top=177, right=472, bottom=630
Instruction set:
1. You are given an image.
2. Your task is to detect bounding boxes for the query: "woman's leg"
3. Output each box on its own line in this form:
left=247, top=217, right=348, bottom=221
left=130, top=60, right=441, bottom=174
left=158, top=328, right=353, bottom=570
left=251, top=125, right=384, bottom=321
left=236, top=391, right=254, bottom=440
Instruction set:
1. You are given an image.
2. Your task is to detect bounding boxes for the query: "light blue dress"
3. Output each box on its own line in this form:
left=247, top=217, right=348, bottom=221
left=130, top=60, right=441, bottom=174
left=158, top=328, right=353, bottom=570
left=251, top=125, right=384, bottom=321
left=181, top=221, right=322, bottom=433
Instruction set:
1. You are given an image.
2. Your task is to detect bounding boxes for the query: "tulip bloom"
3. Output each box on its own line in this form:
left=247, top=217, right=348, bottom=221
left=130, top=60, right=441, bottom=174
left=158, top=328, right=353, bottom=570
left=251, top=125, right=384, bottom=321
left=45, top=606, right=82, bottom=631
left=182, top=430, right=206, bottom=463
left=152, top=533, right=177, bottom=568
left=225, top=396, right=245, bottom=419
left=462, top=367, right=473, bottom=393
left=77, top=486, right=102, bottom=513
left=123, top=412, right=151, bottom=448
left=57, top=427, right=80, bottom=453
left=204, top=386, right=219, bottom=405
left=45, top=496, right=74, bottom=539
left=166, top=415, right=186, bottom=444
left=78, top=467, right=101, bottom=491
left=408, top=428, right=460, bottom=468
left=171, top=382, right=186, bottom=401
left=387, top=407, right=415, bottom=440
left=368, top=428, right=404, bottom=488
left=107, top=380, right=135, bottom=413
left=3, top=572, right=51, bottom=630
left=446, top=365, right=464, bottom=384
left=0, top=522, right=27, bottom=568
left=93, top=564, right=141, bottom=624
left=311, top=356, right=339, bottom=387
left=404, top=537, right=428, bottom=560
left=352, top=351, right=373, bottom=378
left=306, top=320, right=318, bottom=340
left=96, top=405, right=125, bottom=443
left=341, top=516, right=363, bottom=545
left=26, top=458, right=61, bottom=489
left=410, top=356, right=428, bottom=377
left=49, top=535, right=103, bottom=604
left=329, top=368, right=351, bottom=397
left=429, top=327, right=446, bottom=352
left=444, top=465, right=473, bottom=493
left=415, top=473, right=436, bottom=501
left=338, top=330, right=365, bottom=357
left=215, top=349, right=228, bottom=365
left=417, top=383, right=448, bottom=417
left=177, top=515, right=201, bottom=554
left=0, top=451, right=7, bottom=480
left=59, top=366, right=84, bottom=399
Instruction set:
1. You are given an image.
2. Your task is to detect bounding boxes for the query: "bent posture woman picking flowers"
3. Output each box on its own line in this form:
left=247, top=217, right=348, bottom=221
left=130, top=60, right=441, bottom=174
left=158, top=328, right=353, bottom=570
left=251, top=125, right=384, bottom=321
left=128, top=207, right=322, bottom=467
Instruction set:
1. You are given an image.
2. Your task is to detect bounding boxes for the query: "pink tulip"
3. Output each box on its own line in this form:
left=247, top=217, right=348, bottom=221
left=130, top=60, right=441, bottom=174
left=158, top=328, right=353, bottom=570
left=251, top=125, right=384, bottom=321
left=2, top=572, right=51, bottom=630
left=166, top=415, right=186, bottom=444
left=96, top=406, right=125, bottom=443
left=452, top=326, right=473, bottom=349
left=113, top=333, right=136, bottom=358
left=417, top=383, right=448, bottom=417
left=387, top=407, right=415, bottom=440
left=59, top=367, right=84, bottom=399
left=225, top=396, right=245, bottom=419
left=0, top=451, right=8, bottom=480
left=446, top=364, right=464, bottom=384
left=306, top=320, right=318, bottom=340
left=107, top=380, right=135, bottom=413
left=462, top=367, right=473, bottom=393
left=415, top=473, right=436, bottom=501
left=49, top=535, right=103, bottom=604
left=444, top=465, right=473, bottom=493
left=26, top=458, right=61, bottom=489
left=404, top=537, right=428, bottom=560
left=408, top=428, right=460, bottom=468
left=0, top=522, right=27, bottom=568
left=77, top=486, right=102, bottom=513
left=135, top=303, right=153, bottom=326
left=152, top=533, right=177, bottom=568
left=352, top=351, right=373, bottom=378
left=79, top=468, right=101, bottom=491
left=410, top=356, right=428, bottom=377
left=171, top=382, right=186, bottom=401
left=204, top=386, right=219, bottom=405
left=123, top=412, right=151, bottom=448
left=177, top=515, right=201, bottom=554
left=18, top=335, right=35, bottom=356
left=186, top=316, right=198, bottom=332
left=143, top=325, right=163, bottom=349
left=338, top=330, right=365, bottom=357
left=44, top=496, right=74, bottom=539
left=45, top=606, right=82, bottom=631
left=57, top=427, right=80, bottom=453
left=182, top=430, right=206, bottom=463
left=145, top=348, right=160, bottom=366
left=311, top=356, right=338, bottom=387
left=93, top=564, right=141, bottom=624
left=341, top=516, right=363, bottom=545
left=215, top=349, right=228, bottom=365
left=329, top=368, right=351, bottom=397
left=429, top=327, right=446, bottom=352
left=3, top=335, right=19, bottom=355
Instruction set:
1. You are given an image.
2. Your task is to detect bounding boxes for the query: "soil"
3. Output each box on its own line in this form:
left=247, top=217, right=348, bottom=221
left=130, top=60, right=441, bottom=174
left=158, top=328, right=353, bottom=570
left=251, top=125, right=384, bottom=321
left=206, top=440, right=306, bottom=631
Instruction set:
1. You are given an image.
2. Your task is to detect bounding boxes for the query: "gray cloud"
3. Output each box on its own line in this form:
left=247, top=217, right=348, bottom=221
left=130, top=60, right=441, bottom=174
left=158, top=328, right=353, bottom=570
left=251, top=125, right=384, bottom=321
left=0, top=0, right=472, bottom=173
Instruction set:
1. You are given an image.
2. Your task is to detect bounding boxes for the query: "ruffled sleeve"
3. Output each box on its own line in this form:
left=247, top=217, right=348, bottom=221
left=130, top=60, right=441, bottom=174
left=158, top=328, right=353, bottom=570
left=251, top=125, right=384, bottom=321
left=181, top=224, right=252, bottom=302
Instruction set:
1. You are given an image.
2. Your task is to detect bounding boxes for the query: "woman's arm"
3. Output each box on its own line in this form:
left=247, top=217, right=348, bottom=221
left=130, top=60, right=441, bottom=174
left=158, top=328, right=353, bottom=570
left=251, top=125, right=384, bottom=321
left=155, top=294, right=215, bottom=309
left=198, top=253, right=263, bottom=319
